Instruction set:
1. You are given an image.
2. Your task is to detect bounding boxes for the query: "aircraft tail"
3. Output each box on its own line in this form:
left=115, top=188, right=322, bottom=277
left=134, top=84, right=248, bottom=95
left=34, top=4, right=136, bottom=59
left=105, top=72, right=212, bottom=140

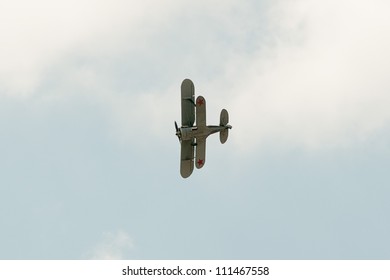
left=219, top=109, right=230, bottom=144
left=220, top=128, right=229, bottom=144
left=220, top=109, right=229, bottom=126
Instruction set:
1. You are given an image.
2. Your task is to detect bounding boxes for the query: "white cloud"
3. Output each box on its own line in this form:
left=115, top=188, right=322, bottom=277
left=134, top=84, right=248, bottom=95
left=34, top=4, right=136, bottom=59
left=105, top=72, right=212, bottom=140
left=0, top=0, right=179, bottom=97
left=88, top=230, right=133, bottom=260
left=225, top=0, right=390, bottom=153
left=3, top=0, right=390, bottom=154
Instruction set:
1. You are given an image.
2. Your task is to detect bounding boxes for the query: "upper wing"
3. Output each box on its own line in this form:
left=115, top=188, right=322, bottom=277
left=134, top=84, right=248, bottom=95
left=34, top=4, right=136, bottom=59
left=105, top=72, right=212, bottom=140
left=195, top=136, right=206, bottom=169
left=196, top=95, right=206, bottom=128
left=180, top=139, right=194, bottom=178
left=181, top=79, right=195, bottom=127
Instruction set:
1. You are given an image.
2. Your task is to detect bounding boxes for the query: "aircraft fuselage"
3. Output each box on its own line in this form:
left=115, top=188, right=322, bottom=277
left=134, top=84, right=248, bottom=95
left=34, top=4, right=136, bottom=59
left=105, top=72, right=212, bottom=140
left=179, top=125, right=230, bottom=142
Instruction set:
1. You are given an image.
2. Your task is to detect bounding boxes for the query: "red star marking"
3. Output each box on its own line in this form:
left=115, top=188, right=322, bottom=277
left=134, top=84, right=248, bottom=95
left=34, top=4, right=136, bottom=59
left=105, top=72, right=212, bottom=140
left=197, top=159, right=204, bottom=167
left=197, top=98, right=204, bottom=106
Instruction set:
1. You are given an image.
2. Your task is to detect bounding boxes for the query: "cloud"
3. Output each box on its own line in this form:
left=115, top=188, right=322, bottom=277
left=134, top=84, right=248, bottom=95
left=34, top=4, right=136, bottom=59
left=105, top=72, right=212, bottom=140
left=2, top=0, right=390, bottom=154
left=225, top=0, right=390, bottom=153
left=88, top=230, right=133, bottom=260
left=0, top=0, right=179, bottom=97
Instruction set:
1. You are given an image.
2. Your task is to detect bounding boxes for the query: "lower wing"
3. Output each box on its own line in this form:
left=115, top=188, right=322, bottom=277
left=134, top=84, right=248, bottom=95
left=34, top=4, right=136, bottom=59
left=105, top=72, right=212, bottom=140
left=195, top=137, right=206, bottom=169
left=180, top=139, right=194, bottom=178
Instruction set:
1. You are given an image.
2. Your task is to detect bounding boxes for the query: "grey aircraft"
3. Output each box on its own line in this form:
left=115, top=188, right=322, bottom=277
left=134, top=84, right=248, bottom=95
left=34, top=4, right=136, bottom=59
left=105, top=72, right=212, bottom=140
left=175, top=79, right=232, bottom=178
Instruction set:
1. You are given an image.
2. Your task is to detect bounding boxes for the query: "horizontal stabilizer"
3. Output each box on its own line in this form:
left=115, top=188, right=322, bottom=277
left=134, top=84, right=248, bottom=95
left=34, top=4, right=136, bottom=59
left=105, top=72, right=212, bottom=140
left=220, top=129, right=228, bottom=144
left=220, top=109, right=229, bottom=126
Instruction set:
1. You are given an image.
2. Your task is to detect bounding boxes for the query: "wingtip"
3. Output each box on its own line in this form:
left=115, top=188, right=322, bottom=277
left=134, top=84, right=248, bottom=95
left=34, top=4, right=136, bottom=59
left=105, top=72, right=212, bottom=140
left=181, top=78, right=194, bottom=87
left=180, top=170, right=193, bottom=178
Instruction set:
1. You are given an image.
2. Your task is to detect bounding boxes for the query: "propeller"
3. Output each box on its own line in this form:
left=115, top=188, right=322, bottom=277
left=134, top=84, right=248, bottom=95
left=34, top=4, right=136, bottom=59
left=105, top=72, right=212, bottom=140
left=174, top=121, right=182, bottom=142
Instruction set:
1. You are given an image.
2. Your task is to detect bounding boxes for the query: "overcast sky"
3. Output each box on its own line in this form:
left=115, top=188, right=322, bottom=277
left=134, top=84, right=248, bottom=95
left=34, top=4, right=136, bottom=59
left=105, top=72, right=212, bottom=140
left=1, top=0, right=390, bottom=259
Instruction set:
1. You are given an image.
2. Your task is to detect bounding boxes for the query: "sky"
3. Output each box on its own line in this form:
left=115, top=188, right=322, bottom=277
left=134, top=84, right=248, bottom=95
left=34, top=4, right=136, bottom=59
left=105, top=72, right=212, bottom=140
left=1, top=0, right=390, bottom=259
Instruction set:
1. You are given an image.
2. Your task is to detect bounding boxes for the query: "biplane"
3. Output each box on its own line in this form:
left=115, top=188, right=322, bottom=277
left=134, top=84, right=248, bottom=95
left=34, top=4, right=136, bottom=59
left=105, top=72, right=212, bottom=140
left=175, top=79, right=232, bottom=178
